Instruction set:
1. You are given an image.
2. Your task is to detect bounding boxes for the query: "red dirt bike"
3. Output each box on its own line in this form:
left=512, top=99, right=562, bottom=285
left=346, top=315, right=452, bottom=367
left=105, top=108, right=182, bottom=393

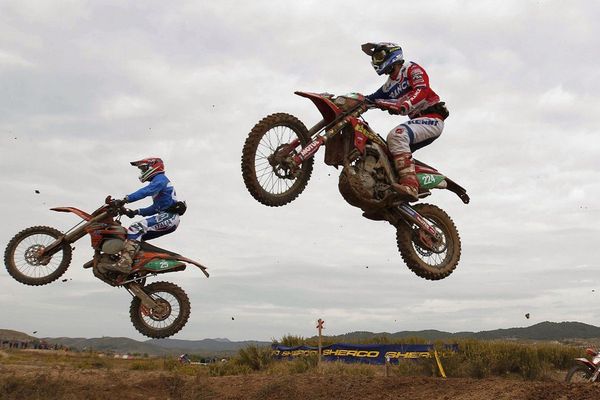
left=3, top=197, right=209, bottom=338
left=565, top=348, right=600, bottom=382
left=241, top=92, right=469, bottom=280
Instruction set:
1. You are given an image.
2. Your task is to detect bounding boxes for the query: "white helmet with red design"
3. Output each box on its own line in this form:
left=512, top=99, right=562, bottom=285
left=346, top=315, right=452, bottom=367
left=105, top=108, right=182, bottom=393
left=130, top=157, right=165, bottom=182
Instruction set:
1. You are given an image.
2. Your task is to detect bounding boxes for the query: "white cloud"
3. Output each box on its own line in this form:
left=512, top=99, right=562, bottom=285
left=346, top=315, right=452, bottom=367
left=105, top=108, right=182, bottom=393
left=99, top=94, right=156, bottom=119
left=0, top=49, right=34, bottom=68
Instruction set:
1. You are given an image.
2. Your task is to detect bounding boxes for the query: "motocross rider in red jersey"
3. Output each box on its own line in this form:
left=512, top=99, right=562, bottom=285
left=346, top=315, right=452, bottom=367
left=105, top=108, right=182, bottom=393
left=363, top=42, right=449, bottom=202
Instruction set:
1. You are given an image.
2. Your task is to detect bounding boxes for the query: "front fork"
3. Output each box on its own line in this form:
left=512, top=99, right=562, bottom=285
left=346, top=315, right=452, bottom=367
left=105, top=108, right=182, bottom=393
left=40, top=212, right=110, bottom=258
left=590, top=364, right=600, bottom=382
left=272, top=109, right=365, bottom=172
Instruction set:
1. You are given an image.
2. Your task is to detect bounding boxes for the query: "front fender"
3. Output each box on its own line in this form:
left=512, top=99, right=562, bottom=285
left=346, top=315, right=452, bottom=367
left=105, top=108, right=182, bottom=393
left=574, top=358, right=597, bottom=371
left=295, top=91, right=341, bottom=123
left=51, top=207, right=93, bottom=221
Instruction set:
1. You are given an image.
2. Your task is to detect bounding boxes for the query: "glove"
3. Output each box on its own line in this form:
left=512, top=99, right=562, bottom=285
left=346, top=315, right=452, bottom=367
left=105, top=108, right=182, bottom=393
left=374, top=99, right=401, bottom=115
left=108, top=197, right=126, bottom=208
left=124, top=208, right=139, bottom=218
left=398, top=103, right=409, bottom=116
left=374, top=99, right=410, bottom=116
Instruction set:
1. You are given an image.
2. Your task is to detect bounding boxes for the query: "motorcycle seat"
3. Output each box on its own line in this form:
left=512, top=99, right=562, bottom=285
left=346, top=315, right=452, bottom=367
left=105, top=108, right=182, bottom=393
left=140, top=241, right=181, bottom=257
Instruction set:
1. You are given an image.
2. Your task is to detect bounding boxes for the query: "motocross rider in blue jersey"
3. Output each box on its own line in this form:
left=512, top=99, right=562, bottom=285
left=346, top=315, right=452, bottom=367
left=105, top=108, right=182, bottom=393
left=107, top=157, right=186, bottom=274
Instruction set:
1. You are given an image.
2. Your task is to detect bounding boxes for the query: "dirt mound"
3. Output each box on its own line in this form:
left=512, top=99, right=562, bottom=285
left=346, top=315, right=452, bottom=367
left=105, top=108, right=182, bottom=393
left=1, top=364, right=600, bottom=400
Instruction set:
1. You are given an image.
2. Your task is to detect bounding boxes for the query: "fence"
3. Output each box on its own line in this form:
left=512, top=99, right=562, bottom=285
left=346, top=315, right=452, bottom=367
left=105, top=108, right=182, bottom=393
left=272, top=343, right=458, bottom=365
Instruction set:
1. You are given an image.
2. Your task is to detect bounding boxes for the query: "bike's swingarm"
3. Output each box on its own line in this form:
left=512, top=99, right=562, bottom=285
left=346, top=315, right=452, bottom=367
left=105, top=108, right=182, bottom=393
left=126, top=283, right=159, bottom=309
left=397, top=203, right=442, bottom=242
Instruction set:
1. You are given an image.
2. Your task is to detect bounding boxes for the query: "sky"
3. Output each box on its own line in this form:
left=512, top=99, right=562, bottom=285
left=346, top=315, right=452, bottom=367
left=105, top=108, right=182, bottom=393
left=1, top=0, right=599, bottom=342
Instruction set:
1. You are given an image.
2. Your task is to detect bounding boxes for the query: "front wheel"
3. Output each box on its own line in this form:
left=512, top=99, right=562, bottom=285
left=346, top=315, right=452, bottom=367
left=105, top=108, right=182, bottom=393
left=4, top=226, right=72, bottom=286
left=396, top=204, right=461, bottom=281
left=565, top=364, right=595, bottom=383
left=241, top=113, right=314, bottom=207
left=129, top=281, right=191, bottom=339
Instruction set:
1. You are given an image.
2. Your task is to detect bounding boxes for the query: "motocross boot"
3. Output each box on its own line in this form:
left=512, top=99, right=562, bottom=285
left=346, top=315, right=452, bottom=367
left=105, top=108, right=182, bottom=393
left=391, top=152, right=419, bottom=202
left=111, top=240, right=140, bottom=274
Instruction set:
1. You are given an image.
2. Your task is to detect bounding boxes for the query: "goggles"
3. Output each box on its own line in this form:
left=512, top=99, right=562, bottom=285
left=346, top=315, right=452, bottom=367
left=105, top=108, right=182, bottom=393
left=372, top=49, right=388, bottom=64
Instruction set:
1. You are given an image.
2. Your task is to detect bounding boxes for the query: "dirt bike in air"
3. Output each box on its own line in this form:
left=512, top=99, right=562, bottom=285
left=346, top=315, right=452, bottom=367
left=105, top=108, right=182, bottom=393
left=241, top=92, right=469, bottom=280
left=4, top=197, right=209, bottom=338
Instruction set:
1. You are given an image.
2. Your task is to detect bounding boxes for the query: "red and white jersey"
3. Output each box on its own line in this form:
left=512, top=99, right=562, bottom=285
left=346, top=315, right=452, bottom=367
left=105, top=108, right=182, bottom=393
left=367, top=61, right=441, bottom=118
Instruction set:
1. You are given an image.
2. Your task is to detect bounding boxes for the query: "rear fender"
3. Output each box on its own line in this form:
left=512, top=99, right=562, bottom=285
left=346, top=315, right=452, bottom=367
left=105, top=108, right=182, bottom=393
left=415, top=168, right=447, bottom=191
left=176, top=256, right=210, bottom=278
left=140, top=258, right=187, bottom=273
left=135, top=252, right=209, bottom=278
left=414, top=161, right=470, bottom=204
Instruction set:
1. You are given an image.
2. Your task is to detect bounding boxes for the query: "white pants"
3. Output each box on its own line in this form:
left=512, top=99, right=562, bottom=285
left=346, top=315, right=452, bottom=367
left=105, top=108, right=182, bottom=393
left=386, top=117, right=444, bottom=156
left=127, top=212, right=180, bottom=241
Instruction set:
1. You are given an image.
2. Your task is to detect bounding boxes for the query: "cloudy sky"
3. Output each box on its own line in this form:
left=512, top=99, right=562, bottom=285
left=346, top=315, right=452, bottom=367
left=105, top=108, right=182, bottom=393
left=1, top=0, right=599, bottom=342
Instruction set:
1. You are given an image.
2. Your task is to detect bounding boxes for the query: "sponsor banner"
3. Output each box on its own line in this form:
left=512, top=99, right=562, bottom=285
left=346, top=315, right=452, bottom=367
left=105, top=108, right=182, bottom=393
left=272, top=343, right=458, bottom=365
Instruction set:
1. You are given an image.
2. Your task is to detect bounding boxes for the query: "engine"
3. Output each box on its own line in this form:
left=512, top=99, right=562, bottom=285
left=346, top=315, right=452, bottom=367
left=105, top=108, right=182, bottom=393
left=338, top=146, right=391, bottom=211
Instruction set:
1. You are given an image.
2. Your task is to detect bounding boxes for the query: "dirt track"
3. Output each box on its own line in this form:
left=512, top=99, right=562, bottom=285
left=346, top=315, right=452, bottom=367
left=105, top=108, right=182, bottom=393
left=2, top=364, right=600, bottom=400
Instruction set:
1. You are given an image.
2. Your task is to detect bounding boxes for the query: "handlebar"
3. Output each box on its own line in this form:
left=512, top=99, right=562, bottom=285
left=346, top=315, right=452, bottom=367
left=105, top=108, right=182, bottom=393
left=102, top=196, right=128, bottom=217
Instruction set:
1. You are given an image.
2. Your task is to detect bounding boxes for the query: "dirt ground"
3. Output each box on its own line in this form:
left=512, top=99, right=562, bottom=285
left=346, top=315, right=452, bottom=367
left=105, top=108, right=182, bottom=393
left=1, top=363, right=600, bottom=400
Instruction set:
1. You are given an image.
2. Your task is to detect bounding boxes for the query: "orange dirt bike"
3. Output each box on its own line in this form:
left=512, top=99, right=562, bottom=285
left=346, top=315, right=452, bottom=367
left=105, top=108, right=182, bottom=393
left=242, top=92, right=469, bottom=280
left=3, top=197, right=209, bottom=338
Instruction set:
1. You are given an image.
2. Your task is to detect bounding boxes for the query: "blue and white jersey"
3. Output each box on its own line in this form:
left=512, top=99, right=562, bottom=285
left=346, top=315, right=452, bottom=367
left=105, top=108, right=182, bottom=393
left=126, top=173, right=177, bottom=217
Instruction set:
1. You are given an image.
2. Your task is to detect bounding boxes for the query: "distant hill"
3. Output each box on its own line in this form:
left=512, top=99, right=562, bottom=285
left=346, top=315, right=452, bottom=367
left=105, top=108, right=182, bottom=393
left=39, top=337, right=272, bottom=356
left=0, top=329, right=38, bottom=341
left=3, top=321, right=600, bottom=355
left=146, top=338, right=271, bottom=352
left=43, top=336, right=174, bottom=356
left=322, top=322, right=600, bottom=342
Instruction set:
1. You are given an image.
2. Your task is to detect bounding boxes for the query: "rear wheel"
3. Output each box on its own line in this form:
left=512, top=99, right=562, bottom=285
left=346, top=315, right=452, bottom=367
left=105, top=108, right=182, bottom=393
left=129, top=281, right=191, bottom=338
left=565, top=364, right=594, bottom=383
left=241, top=113, right=314, bottom=206
left=4, top=226, right=72, bottom=286
left=396, top=204, right=461, bottom=281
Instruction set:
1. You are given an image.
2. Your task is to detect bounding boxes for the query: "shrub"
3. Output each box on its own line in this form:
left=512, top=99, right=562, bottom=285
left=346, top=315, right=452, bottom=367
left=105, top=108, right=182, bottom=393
left=237, top=344, right=273, bottom=371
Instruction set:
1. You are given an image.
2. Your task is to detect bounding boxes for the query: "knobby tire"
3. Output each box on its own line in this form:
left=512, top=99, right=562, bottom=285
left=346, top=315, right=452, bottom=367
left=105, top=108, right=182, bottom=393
left=4, top=226, right=72, bottom=286
left=241, top=113, right=314, bottom=207
left=129, top=281, right=191, bottom=339
left=396, top=204, right=461, bottom=281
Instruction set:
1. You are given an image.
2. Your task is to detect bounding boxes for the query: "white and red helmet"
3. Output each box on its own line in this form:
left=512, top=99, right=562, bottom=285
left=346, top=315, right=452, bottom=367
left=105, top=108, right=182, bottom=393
left=130, top=157, right=165, bottom=182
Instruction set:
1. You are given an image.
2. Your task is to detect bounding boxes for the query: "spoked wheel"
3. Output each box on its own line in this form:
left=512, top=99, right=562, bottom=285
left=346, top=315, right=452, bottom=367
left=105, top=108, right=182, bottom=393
left=565, top=364, right=595, bottom=383
left=4, top=226, right=72, bottom=286
left=396, top=204, right=461, bottom=281
left=241, top=113, right=314, bottom=206
left=129, top=281, right=190, bottom=338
